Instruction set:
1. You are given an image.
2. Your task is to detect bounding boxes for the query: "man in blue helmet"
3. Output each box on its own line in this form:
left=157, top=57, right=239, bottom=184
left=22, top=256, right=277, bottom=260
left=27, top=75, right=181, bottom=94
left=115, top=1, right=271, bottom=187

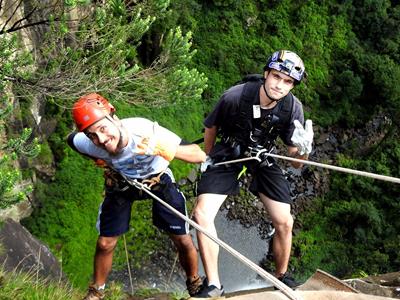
left=191, top=50, right=314, bottom=298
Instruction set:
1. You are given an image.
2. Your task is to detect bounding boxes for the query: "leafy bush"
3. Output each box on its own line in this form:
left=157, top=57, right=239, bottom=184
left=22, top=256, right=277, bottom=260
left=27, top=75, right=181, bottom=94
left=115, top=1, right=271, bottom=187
left=292, top=135, right=400, bottom=279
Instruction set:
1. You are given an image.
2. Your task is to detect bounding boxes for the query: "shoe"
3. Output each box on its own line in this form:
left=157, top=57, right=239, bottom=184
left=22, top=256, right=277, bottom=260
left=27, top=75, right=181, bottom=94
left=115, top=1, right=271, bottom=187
left=190, top=278, right=225, bottom=299
left=82, top=284, right=105, bottom=300
left=277, top=273, right=300, bottom=288
left=186, top=275, right=203, bottom=296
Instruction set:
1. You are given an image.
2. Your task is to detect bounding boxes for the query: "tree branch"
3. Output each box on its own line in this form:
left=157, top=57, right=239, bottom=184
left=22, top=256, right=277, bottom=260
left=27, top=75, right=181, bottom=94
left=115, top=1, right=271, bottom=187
left=8, top=5, right=37, bottom=32
left=0, top=0, right=23, bottom=33
left=0, top=18, right=64, bottom=35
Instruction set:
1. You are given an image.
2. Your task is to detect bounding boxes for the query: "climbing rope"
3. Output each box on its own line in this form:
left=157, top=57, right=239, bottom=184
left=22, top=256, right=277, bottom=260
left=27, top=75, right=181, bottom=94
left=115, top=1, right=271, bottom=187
left=167, top=196, right=199, bottom=285
left=123, top=234, right=134, bottom=295
left=267, top=153, right=400, bottom=184
left=215, top=148, right=400, bottom=184
left=123, top=177, right=302, bottom=300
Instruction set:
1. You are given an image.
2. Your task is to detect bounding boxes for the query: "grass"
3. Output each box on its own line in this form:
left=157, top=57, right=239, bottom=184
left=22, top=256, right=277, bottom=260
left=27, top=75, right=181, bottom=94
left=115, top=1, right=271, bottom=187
left=0, top=267, right=81, bottom=300
left=0, top=266, right=188, bottom=300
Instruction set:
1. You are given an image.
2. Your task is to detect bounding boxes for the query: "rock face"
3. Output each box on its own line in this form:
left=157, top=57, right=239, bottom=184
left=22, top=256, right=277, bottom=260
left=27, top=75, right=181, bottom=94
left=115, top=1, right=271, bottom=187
left=0, top=219, right=64, bottom=282
left=0, top=199, right=33, bottom=222
left=345, top=272, right=400, bottom=299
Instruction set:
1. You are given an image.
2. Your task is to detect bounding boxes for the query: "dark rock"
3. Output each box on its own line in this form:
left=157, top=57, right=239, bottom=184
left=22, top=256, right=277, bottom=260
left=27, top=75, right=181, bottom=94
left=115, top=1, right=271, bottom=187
left=0, top=219, right=65, bottom=282
left=187, top=168, right=198, bottom=183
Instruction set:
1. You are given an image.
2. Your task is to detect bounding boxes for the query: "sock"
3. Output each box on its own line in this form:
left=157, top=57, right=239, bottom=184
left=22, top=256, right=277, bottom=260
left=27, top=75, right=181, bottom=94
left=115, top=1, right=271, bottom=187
left=97, top=283, right=105, bottom=290
left=207, top=281, right=221, bottom=289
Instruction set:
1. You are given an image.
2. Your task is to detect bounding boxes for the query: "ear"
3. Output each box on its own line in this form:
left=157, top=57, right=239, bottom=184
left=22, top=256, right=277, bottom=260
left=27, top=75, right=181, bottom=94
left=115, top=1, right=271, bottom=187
left=263, top=70, right=269, bottom=80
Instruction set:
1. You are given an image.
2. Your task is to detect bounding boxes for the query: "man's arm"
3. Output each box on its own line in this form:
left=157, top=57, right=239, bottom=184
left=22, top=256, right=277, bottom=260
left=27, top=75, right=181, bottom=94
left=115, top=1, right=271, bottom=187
left=175, top=144, right=206, bottom=163
left=67, top=132, right=107, bottom=167
left=203, top=126, right=218, bottom=155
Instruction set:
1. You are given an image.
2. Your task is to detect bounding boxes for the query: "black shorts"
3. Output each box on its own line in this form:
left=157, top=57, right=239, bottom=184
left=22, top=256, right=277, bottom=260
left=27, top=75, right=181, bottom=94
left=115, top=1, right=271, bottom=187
left=97, top=173, right=189, bottom=237
left=197, top=161, right=292, bottom=204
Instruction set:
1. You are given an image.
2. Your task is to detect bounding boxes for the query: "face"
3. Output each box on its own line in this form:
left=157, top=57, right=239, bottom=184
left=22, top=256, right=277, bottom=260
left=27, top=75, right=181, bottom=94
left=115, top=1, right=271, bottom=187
left=84, top=116, right=122, bottom=154
left=264, top=69, right=295, bottom=101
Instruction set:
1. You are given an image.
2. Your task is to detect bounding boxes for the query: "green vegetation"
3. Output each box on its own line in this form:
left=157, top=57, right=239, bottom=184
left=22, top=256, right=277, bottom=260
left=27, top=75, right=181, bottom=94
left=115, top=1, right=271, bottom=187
left=0, top=32, right=40, bottom=208
left=0, top=267, right=83, bottom=300
left=22, top=150, right=103, bottom=287
left=292, top=132, right=400, bottom=280
left=163, top=0, right=400, bottom=280
left=2, top=0, right=400, bottom=293
left=14, top=0, right=207, bottom=289
left=0, top=266, right=173, bottom=300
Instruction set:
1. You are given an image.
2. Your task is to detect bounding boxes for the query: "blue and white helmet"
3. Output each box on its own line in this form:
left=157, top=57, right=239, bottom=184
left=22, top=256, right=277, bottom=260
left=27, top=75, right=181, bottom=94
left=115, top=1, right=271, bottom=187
left=265, top=50, right=306, bottom=83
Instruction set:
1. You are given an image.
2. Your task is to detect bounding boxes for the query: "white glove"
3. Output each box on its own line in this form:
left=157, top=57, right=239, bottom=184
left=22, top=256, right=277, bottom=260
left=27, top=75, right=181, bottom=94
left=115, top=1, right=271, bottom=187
left=291, top=119, right=314, bottom=155
left=200, top=156, right=213, bottom=173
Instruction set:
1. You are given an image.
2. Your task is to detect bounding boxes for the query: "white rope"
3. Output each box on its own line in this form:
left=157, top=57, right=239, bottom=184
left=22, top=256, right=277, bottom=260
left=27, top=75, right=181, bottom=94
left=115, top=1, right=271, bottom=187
left=266, top=153, right=400, bottom=184
left=123, top=234, right=134, bottom=295
left=215, top=151, right=400, bottom=184
left=127, top=179, right=302, bottom=300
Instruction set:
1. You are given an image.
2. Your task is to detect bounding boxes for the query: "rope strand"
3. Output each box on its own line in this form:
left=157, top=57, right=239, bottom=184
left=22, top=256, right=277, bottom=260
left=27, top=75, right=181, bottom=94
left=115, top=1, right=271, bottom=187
left=267, top=153, right=400, bottom=184
left=126, top=179, right=302, bottom=300
left=123, top=234, right=134, bottom=295
left=215, top=152, right=400, bottom=184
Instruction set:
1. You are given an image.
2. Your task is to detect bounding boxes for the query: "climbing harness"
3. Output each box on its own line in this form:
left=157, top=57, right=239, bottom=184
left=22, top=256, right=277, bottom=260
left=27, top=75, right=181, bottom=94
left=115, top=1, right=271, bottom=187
left=223, top=75, right=294, bottom=152
left=141, top=170, right=166, bottom=189
left=214, top=146, right=274, bottom=167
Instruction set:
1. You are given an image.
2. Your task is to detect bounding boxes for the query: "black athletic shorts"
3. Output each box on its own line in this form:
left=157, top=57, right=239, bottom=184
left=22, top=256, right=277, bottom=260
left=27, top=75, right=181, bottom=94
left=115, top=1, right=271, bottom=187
left=197, top=160, right=292, bottom=204
left=97, top=173, right=189, bottom=237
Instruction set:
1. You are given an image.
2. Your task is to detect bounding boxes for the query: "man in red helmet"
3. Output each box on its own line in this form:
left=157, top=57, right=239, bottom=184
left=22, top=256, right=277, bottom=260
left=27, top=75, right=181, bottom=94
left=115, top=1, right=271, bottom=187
left=68, top=93, right=206, bottom=300
left=191, top=50, right=314, bottom=297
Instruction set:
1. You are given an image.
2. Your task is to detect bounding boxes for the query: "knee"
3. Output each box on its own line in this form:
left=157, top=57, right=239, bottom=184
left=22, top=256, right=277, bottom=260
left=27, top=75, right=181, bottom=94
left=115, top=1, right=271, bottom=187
left=273, top=215, right=294, bottom=235
left=96, top=237, right=118, bottom=253
left=171, top=234, right=195, bottom=252
left=192, top=206, right=210, bottom=226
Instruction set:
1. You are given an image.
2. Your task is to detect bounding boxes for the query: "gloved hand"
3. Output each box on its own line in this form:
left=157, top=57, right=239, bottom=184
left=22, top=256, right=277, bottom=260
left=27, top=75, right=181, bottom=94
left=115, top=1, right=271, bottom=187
left=136, top=136, right=178, bottom=161
left=200, top=156, right=213, bottom=173
left=291, top=119, right=314, bottom=155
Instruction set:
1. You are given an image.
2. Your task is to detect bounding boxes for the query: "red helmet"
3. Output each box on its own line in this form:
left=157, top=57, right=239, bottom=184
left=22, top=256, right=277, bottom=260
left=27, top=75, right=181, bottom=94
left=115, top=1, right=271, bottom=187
left=72, top=93, right=115, bottom=131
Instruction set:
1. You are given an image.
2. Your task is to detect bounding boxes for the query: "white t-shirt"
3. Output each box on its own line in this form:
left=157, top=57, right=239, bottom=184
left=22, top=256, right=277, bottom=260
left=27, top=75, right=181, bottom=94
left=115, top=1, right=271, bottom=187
left=70, top=117, right=181, bottom=179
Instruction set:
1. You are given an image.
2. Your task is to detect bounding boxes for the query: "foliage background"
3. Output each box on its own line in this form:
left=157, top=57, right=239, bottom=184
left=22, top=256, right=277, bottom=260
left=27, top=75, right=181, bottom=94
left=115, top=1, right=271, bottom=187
left=1, top=0, right=399, bottom=290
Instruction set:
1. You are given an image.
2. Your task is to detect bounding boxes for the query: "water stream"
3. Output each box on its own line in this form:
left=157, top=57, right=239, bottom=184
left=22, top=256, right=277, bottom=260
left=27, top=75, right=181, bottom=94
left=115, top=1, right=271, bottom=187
left=193, top=208, right=272, bottom=293
left=113, top=207, right=273, bottom=294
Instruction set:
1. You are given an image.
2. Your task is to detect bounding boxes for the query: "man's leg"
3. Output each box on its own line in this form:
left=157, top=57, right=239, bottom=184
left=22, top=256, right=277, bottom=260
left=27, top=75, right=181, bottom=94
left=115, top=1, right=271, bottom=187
left=93, top=236, right=119, bottom=286
left=83, top=236, right=119, bottom=299
left=259, top=193, right=293, bottom=277
left=169, top=233, right=199, bottom=278
left=193, top=193, right=227, bottom=288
